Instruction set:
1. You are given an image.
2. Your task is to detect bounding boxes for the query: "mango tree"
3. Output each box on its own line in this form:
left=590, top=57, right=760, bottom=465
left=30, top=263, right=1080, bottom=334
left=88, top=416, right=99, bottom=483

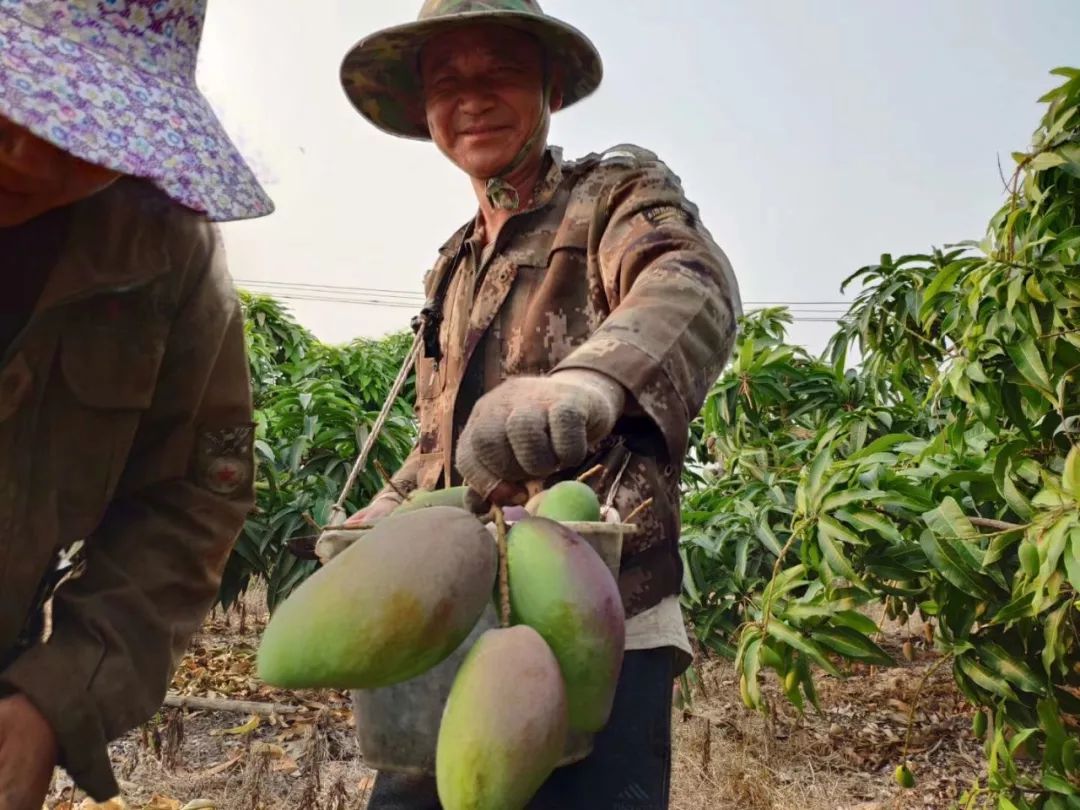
left=681, top=68, right=1080, bottom=807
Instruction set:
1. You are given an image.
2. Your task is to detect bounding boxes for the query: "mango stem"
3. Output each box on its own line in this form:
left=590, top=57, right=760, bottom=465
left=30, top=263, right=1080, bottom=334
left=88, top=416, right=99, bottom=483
left=493, top=507, right=511, bottom=628
left=576, top=463, right=605, bottom=483
left=624, top=497, right=654, bottom=524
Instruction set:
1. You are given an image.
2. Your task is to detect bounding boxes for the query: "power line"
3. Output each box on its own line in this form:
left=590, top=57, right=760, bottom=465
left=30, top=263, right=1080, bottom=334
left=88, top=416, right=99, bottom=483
left=250, top=291, right=854, bottom=323
left=266, top=292, right=421, bottom=310
left=234, top=278, right=853, bottom=309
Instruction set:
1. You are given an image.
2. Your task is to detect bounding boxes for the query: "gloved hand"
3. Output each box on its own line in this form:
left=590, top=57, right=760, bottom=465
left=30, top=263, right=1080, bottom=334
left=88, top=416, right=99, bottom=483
left=456, top=369, right=626, bottom=499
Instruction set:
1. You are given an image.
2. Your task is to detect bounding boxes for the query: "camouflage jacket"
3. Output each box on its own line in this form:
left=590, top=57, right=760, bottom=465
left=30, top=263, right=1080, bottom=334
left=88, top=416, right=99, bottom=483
left=380, top=144, right=742, bottom=618
left=0, top=179, right=255, bottom=801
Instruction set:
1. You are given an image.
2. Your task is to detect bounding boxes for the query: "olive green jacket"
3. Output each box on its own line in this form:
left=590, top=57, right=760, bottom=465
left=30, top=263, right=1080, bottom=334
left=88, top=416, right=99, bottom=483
left=380, top=145, right=742, bottom=619
left=0, top=179, right=255, bottom=800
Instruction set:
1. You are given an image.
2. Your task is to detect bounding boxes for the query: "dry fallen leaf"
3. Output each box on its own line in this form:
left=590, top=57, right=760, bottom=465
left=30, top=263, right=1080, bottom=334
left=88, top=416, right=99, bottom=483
left=196, top=752, right=244, bottom=778
left=141, top=797, right=180, bottom=810
left=271, top=756, right=300, bottom=774
left=210, top=714, right=260, bottom=737
left=251, top=742, right=286, bottom=758
left=78, top=799, right=128, bottom=810
left=180, top=801, right=217, bottom=810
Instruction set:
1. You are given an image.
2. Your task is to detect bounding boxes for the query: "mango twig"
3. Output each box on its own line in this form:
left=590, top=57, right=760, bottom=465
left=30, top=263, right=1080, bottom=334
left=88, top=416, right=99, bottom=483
left=576, top=464, right=605, bottom=484
left=374, top=460, right=409, bottom=501
left=493, top=507, right=511, bottom=628
left=624, top=497, right=654, bottom=525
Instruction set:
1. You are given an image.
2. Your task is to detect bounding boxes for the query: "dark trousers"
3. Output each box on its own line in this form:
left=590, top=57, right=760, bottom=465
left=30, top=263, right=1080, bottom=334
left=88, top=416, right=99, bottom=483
left=366, top=647, right=676, bottom=810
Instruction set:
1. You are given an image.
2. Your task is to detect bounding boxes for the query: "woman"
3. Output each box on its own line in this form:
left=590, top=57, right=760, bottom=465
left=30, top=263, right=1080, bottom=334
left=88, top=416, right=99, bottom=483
left=0, top=1, right=271, bottom=806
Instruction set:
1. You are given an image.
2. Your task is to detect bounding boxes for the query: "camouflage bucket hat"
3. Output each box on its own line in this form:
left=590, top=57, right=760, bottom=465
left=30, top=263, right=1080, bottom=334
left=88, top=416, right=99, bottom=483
left=339, top=0, right=603, bottom=140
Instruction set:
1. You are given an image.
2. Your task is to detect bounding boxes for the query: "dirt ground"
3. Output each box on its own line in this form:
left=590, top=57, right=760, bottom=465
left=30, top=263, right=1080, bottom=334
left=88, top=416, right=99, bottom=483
left=45, top=589, right=988, bottom=810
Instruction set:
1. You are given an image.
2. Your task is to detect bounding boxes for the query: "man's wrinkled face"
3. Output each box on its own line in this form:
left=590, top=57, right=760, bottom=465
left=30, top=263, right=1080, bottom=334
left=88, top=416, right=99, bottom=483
left=0, top=115, right=120, bottom=227
left=420, top=25, right=556, bottom=180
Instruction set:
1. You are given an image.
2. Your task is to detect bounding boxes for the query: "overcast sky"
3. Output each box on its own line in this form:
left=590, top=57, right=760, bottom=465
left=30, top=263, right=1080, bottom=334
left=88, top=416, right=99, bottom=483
left=196, top=0, right=1080, bottom=354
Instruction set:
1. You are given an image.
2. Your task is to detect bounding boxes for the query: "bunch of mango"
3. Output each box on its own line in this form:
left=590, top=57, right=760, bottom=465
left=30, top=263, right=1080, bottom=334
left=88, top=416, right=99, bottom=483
left=256, top=480, right=626, bottom=810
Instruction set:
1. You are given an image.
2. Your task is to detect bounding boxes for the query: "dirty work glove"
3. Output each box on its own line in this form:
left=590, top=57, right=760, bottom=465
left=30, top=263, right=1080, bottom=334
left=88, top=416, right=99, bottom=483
left=456, top=369, right=626, bottom=498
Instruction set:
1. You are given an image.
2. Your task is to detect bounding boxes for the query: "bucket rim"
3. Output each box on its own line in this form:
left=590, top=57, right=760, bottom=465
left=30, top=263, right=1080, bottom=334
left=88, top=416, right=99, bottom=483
left=557, top=520, right=643, bottom=534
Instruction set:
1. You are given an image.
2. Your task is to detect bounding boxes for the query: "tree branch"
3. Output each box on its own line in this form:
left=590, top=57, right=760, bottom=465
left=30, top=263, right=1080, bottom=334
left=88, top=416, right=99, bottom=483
left=969, top=517, right=1024, bottom=532
left=163, top=694, right=302, bottom=715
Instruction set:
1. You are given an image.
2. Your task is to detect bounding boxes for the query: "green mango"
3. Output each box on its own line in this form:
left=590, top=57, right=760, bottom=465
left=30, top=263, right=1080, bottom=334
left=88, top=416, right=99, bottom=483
left=1063, top=737, right=1079, bottom=772
left=257, top=506, right=496, bottom=690
left=1018, top=540, right=1039, bottom=577
left=507, top=516, right=625, bottom=732
left=971, top=710, right=988, bottom=739
left=894, top=764, right=916, bottom=788
left=395, top=485, right=486, bottom=515
left=534, top=480, right=601, bottom=522
left=436, top=625, right=568, bottom=810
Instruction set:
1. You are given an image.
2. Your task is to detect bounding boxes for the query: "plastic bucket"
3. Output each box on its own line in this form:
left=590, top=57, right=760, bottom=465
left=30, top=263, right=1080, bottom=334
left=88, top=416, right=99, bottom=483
left=351, top=520, right=636, bottom=775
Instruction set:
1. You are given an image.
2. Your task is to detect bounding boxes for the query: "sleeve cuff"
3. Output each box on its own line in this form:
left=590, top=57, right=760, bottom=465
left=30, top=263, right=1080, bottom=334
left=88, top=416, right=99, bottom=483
left=0, top=644, right=120, bottom=802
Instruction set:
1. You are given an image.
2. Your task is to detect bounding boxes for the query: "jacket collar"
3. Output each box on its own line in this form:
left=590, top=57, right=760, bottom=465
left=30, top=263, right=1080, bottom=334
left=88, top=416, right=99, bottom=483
left=437, top=145, right=566, bottom=259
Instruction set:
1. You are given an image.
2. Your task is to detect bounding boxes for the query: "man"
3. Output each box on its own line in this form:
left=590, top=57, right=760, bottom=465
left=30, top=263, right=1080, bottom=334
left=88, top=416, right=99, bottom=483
left=0, top=1, right=271, bottom=807
left=339, top=2, right=741, bottom=807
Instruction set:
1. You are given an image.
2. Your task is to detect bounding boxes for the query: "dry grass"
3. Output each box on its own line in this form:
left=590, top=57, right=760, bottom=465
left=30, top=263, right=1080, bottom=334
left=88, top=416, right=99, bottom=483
left=668, top=615, right=986, bottom=810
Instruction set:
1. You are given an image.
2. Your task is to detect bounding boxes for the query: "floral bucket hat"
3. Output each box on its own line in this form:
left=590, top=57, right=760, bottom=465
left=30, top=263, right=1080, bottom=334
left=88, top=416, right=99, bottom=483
left=340, top=0, right=603, bottom=141
left=0, top=0, right=273, bottom=222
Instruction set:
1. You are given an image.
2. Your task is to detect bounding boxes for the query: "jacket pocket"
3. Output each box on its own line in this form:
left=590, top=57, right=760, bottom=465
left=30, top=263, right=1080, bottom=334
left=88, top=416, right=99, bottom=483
left=59, top=322, right=167, bottom=410
left=549, top=218, right=591, bottom=256
left=52, top=317, right=169, bottom=535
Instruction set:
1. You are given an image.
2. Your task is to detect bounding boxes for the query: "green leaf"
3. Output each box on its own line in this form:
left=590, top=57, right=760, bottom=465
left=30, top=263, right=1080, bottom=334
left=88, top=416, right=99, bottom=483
left=985, top=528, right=1024, bottom=567
left=917, top=530, right=992, bottom=599
left=800, top=446, right=834, bottom=515
left=920, top=262, right=966, bottom=318
left=1006, top=337, right=1054, bottom=395
left=1025, top=274, right=1050, bottom=303
left=1029, top=151, right=1068, bottom=171
left=764, top=620, right=842, bottom=678
left=1063, top=444, right=1080, bottom=503
left=818, top=514, right=868, bottom=547
left=811, top=626, right=894, bottom=666
left=830, top=609, right=881, bottom=636
left=735, top=534, right=750, bottom=582
left=679, top=547, right=703, bottom=603
left=821, top=489, right=887, bottom=512
left=965, top=361, right=990, bottom=384
left=1001, top=473, right=1034, bottom=522
left=957, top=655, right=1018, bottom=701
left=976, top=642, right=1046, bottom=695
left=1042, top=771, right=1079, bottom=797
left=989, top=591, right=1036, bottom=625
left=1040, top=514, right=1074, bottom=582
left=1065, top=528, right=1080, bottom=591
left=754, top=522, right=784, bottom=557
left=759, top=564, right=809, bottom=606
left=1043, top=601, right=1070, bottom=677
left=923, top=497, right=980, bottom=541
left=817, top=525, right=862, bottom=585
left=837, top=510, right=903, bottom=544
